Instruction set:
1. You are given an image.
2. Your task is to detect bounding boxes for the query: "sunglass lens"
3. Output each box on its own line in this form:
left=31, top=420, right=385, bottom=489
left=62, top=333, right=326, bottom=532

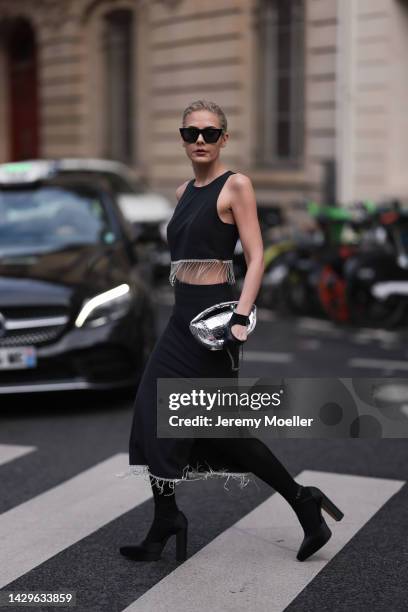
left=180, top=127, right=199, bottom=143
left=202, top=128, right=221, bottom=143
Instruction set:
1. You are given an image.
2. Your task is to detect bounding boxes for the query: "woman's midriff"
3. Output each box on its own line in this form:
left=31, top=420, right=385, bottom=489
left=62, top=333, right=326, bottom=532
left=172, top=260, right=234, bottom=285
left=175, top=270, right=227, bottom=285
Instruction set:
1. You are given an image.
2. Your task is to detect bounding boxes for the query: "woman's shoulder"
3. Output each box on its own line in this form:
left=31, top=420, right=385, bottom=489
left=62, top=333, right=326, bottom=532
left=175, top=179, right=191, bottom=202
left=228, top=172, right=253, bottom=191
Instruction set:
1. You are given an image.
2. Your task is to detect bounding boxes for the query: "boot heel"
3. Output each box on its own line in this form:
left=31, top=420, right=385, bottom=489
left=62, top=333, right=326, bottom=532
left=321, top=493, right=344, bottom=521
left=175, top=527, right=188, bottom=561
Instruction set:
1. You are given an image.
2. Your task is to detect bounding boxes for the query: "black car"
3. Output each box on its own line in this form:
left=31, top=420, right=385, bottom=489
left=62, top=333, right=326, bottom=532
left=0, top=160, right=157, bottom=394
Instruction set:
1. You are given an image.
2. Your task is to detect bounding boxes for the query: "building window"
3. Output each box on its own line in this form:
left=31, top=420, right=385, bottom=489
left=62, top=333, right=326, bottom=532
left=256, top=0, right=305, bottom=167
left=6, top=18, right=39, bottom=160
left=103, top=9, right=134, bottom=163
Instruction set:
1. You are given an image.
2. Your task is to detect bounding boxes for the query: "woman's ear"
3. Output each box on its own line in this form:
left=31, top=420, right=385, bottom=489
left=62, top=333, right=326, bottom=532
left=220, top=132, right=229, bottom=148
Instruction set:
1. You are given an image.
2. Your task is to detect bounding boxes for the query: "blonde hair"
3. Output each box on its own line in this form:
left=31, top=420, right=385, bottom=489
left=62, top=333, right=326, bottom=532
left=182, top=99, right=227, bottom=132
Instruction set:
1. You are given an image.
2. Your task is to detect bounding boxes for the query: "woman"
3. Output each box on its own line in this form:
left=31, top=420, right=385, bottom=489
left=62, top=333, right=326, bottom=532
left=119, top=99, right=344, bottom=564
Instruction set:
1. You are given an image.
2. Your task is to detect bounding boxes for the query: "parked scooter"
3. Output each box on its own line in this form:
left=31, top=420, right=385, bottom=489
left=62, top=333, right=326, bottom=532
left=344, top=200, right=408, bottom=328
left=260, top=202, right=356, bottom=317
left=315, top=202, right=372, bottom=323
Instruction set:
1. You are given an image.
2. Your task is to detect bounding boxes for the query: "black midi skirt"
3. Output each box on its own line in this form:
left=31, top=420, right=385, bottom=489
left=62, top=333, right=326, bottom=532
left=126, top=279, right=254, bottom=492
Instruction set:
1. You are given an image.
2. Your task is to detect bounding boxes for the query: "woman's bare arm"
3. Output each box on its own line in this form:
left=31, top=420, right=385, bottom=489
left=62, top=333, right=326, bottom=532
left=229, top=174, right=264, bottom=340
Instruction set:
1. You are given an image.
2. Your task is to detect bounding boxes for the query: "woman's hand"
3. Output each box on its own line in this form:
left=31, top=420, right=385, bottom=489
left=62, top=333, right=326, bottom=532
left=230, top=323, right=248, bottom=342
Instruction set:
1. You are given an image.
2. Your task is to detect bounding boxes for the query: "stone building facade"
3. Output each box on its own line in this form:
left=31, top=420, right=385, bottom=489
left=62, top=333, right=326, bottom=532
left=0, top=0, right=407, bottom=209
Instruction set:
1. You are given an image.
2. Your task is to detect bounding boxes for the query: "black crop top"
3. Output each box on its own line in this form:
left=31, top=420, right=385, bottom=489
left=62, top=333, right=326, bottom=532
left=166, top=170, right=239, bottom=285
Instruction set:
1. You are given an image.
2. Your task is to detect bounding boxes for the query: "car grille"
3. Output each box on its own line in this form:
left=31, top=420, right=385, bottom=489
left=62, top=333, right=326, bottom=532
left=0, top=306, right=69, bottom=347
left=0, top=327, right=65, bottom=347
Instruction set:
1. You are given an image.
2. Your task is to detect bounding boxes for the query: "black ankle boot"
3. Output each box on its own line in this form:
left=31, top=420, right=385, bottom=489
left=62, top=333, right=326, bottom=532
left=292, top=485, right=344, bottom=561
left=119, top=510, right=188, bottom=562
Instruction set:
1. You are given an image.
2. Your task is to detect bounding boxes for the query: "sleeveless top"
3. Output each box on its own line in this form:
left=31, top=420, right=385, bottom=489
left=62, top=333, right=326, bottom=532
left=166, top=170, right=239, bottom=285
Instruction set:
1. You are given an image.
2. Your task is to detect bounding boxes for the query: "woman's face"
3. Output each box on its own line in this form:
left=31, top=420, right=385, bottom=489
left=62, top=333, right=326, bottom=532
left=180, top=110, right=228, bottom=164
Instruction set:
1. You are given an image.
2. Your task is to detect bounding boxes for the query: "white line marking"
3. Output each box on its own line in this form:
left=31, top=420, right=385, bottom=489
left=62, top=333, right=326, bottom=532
left=0, top=454, right=151, bottom=589
left=257, top=309, right=277, bottom=321
left=297, top=339, right=321, bottom=350
left=349, top=358, right=408, bottom=372
left=353, top=329, right=399, bottom=343
left=0, top=444, right=36, bottom=467
left=243, top=351, right=293, bottom=363
left=123, top=470, right=404, bottom=612
left=351, top=336, right=372, bottom=345
left=373, top=383, right=408, bottom=403
left=297, top=318, right=343, bottom=337
left=298, top=317, right=336, bottom=330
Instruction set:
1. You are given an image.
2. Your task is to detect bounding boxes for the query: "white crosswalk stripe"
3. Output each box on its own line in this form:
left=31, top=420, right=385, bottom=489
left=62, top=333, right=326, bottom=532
left=0, top=452, right=405, bottom=611
left=122, top=470, right=404, bottom=612
left=0, top=453, right=151, bottom=589
left=0, top=443, right=36, bottom=467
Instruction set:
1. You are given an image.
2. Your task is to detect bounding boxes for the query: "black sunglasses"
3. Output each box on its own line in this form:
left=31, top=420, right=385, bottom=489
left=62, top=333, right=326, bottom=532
left=179, top=126, right=224, bottom=144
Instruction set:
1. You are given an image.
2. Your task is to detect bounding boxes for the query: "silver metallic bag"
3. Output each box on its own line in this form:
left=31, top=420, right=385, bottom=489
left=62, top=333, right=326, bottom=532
left=189, top=300, right=257, bottom=350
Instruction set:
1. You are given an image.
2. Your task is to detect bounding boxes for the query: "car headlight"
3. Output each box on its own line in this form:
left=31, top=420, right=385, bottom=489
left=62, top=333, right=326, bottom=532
left=75, top=284, right=131, bottom=328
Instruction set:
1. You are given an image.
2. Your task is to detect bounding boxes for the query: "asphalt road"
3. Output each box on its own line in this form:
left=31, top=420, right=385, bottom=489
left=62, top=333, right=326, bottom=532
left=0, top=289, right=407, bottom=612
left=155, top=284, right=408, bottom=378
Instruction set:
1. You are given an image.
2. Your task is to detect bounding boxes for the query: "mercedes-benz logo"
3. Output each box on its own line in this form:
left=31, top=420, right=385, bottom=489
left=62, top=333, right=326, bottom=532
left=0, top=312, right=6, bottom=338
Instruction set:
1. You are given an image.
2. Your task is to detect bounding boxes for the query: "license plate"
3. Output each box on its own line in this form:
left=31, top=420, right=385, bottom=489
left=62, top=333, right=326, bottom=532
left=0, top=346, right=37, bottom=370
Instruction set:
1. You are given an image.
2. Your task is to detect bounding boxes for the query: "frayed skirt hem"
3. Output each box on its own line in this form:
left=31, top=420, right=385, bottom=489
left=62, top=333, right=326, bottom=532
left=116, top=463, right=259, bottom=494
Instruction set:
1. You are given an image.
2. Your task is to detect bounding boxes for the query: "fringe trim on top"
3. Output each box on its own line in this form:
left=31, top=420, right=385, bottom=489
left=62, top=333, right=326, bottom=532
left=116, top=462, right=259, bottom=494
left=169, top=259, right=235, bottom=286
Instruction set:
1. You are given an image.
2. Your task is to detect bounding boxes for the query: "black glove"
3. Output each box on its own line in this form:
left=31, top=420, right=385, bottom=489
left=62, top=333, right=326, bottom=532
left=224, top=311, right=249, bottom=347
left=224, top=325, right=246, bottom=346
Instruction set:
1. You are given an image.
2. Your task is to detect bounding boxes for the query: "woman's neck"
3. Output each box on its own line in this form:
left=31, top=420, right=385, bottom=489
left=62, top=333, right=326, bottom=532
left=192, top=164, right=228, bottom=186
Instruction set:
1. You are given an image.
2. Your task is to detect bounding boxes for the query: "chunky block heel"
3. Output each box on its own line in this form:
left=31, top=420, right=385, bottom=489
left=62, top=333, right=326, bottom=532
left=320, top=493, right=344, bottom=521
left=120, top=510, right=188, bottom=562
left=293, top=485, right=344, bottom=562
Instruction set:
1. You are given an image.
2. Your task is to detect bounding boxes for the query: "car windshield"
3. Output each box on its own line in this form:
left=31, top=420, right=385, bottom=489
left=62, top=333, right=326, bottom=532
left=59, top=170, right=146, bottom=195
left=0, top=185, right=117, bottom=256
